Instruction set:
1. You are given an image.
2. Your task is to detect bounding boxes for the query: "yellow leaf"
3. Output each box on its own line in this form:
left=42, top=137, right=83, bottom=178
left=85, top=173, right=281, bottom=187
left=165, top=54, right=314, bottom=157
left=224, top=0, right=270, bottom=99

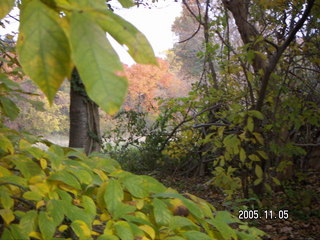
left=29, top=175, right=44, bottom=184
left=239, top=148, right=246, bottom=162
left=72, top=220, right=91, bottom=237
left=257, top=150, right=268, bottom=159
left=91, top=231, right=100, bottom=236
left=58, top=225, right=69, bottom=232
left=36, top=200, right=46, bottom=209
left=0, top=165, right=11, bottom=177
left=100, top=212, right=111, bottom=221
left=136, top=199, right=144, bottom=210
left=94, top=169, right=108, bottom=181
left=253, top=132, right=264, bottom=145
left=139, top=225, right=155, bottom=240
left=0, top=209, right=15, bottom=225
left=93, top=219, right=102, bottom=225
left=40, top=158, right=47, bottom=169
left=29, top=231, right=42, bottom=239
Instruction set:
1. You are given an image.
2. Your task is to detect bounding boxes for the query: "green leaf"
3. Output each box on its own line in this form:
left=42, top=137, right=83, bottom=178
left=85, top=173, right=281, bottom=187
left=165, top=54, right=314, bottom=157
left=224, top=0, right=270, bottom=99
left=0, top=133, right=14, bottom=154
left=255, top=165, right=263, bottom=178
left=71, top=220, right=91, bottom=238
left=0, top=96, right=20, bottom=121
left=118, top=0, right=135, bottom=8
left=0, top=187, right=14, bottom=209
left=17, top=0, right=72, bottom=103
left=81, top=195, right=96, bottom=217
left=140, top=175, right=166, bottom=194
left=47, top=200, right=65, bottom=226
left=239, top=148, right=246, bottom=162
left=248, top=154, right=260, bottom=162
left=257, top=150, right=268, bottom=159
left=69, top=11, right=127, bottom=114
left=169, top=216, right=199, bottom=231
left=121, top=174, right=149, bottom=198
left=272, top=177, right=281, bottom=185
left=210, top=217, right=238, bottom=240
left=181, top=231, right=211, bottom=240
left=48, top=170, right=81, bottom=190
left=39, top=211, right=57, bottom=240
left=23, top=191, right=43, bottom=201
left=104, top=179, right=124, bottom=215
left=114, top=221, right=134, bottom=240
left=153, top=193, right=204, bottom=219
left=165, top=237, right=185, bottom=240
left=253, top=178, right=262, bottom=186
left=0, top=208, right=15, bottom=225
left=0, top=0, right=15, bottom=19
left=94, top=10, right=156, bottom=65
left=19, top=210, right=37, bottom=236
left=253, top=132, right=264, bottom=145
left=249, top=110, right=264, bottom=120
left=247, top=116, right=254, bottom=132
left=65, top=205, right=92, bottom=227
left=98, top=234, right=120, bottom=240
left=11, top=157, right=44, bottom=179
left=1, top=228, right=14, bottom=240
left=153, top=198, right=172, bottom=226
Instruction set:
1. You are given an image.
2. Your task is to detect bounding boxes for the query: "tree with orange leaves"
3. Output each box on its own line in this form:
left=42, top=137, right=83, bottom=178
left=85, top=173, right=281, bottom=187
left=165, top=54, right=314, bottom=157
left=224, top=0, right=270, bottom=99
left=123, top=58, right=186, bottom=112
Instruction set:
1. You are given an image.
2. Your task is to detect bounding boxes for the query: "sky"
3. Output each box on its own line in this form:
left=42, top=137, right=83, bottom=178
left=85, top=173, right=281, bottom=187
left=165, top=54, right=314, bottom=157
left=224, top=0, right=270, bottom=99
left=0, top=1, right=182, bottom=65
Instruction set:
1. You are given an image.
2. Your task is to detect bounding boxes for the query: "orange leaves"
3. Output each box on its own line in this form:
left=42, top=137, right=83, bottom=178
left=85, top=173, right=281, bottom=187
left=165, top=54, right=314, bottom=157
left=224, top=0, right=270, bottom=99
left=124, top=58, right=185, bottom=111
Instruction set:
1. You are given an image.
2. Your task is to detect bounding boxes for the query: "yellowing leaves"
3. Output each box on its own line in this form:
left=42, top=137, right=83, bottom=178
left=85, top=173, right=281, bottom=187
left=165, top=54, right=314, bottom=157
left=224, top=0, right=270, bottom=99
left=69, top=12, right=127, bottom=115
left=17, top=0, right=72, bottom=104
left=0, top=209, right=15, bottom=225
left=0, top=0, right=15, bottom=19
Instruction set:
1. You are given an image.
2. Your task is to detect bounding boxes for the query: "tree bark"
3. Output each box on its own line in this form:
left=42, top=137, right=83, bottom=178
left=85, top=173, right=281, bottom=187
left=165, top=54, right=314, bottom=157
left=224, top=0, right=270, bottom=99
left=69, top=68, right=101, bottom=155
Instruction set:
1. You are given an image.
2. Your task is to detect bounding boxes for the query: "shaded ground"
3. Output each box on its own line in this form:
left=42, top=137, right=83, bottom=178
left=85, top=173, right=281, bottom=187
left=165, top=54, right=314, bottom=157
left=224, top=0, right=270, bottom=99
left=153, top=173, right=320, bottom=240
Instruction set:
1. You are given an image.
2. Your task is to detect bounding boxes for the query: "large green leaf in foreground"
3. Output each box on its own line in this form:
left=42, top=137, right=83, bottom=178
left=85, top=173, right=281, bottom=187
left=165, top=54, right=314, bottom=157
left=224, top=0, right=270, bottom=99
left=0, top=0, right=15, bottom=19
left=70, top=12, right=127, bottom=114
left=95, top=10, right=157, bottom=65
left=17, top=1, right=72, bottom=103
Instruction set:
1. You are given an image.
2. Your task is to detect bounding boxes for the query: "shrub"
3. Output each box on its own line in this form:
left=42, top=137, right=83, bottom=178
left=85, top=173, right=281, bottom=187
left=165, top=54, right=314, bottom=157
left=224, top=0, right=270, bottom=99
left=0, top=126, right=265, bottom=239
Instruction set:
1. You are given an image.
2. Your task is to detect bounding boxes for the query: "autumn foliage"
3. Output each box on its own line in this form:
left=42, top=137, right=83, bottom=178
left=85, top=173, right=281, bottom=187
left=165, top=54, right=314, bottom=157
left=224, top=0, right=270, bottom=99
left=123, top=58, right=187, bottom=111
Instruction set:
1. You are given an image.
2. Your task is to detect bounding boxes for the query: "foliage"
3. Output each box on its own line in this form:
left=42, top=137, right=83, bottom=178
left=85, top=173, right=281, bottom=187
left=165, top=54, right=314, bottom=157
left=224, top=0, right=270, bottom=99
left=123, top=58, right=186, bottom=112
left=163, top=0, right=320, bottom=201
left=8, top=0, right=157, bottom=114
left=0, top=125, right=265, bottom=239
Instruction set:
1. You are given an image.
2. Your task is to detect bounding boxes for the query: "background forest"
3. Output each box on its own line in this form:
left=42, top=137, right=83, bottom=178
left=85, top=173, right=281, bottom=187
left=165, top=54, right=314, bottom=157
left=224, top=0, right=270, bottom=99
left=0, top=0, right=319, bottom=239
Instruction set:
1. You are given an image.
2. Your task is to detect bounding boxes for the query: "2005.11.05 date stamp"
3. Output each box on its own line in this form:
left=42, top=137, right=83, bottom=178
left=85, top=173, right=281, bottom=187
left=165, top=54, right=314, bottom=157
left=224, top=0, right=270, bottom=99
left=238, top=210, right=289, bottom=220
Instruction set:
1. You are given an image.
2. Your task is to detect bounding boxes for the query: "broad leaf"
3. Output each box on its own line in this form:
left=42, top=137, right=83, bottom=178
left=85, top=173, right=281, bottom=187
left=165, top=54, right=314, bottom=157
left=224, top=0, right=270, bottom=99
left=0, top=133, right=14, bottom=154
left=169, top=216, right=199, bottom=231
left=153, top=193, right=204, bottom=219
left=48, top=171, right=81, bottom=190
left=19, top=210, right=37, bottom=236
left=153, top=198, right=172, bottom=226
left=0, top=96, right=20, bottom=121
left=94, top=10, right=157, bottom=65
left=39, top=211, right=56, bottom=240
left=17, top=0, right=72, bottom=103
left=69, top=12, right=127, bottom=114
left=0, top=209, right=14, bottom=225
left=104, top=179, right=124, bottom=215
left=114, top=221, right=134, bottom=240
left=182, top=231, right=212, bottom=240
left=118, top=0, right=135, bottom=8
left=255, top=165, right=263, bottom=178
left=121, top=174, right=149, bottom=198
left=0, top=0, right=15, bottom=19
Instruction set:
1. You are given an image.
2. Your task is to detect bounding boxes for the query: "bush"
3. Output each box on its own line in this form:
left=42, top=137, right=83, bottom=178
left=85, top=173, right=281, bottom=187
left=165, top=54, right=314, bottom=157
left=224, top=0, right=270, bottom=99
left=0, top=126, right=265, bottom=239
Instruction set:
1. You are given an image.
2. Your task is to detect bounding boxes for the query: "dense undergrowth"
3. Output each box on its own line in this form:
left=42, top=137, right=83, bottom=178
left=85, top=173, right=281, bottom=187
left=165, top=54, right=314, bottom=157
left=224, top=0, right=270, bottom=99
left=0, top=126, right=265, bottom=239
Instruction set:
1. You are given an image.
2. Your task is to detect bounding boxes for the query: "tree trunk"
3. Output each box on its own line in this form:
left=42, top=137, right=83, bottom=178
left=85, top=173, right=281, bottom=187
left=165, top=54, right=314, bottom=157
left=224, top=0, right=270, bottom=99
left=69, top=68, right=101, bottom=155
